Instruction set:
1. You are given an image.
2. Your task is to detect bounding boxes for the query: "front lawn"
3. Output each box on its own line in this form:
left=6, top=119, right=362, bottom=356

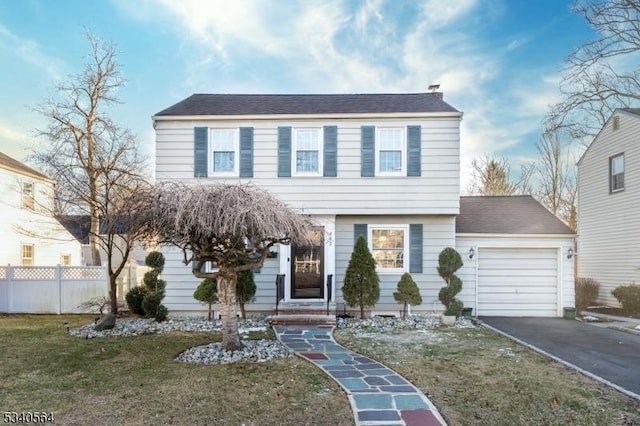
left=0, top=315, right=353, bottom=425
left=335, top=325, right=640, bottom=425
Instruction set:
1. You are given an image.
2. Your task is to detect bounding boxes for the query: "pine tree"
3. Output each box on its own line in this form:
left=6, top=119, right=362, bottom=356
left=342, top=236, right=380, bottom=318
left=394, top=273, right=422, bottom=319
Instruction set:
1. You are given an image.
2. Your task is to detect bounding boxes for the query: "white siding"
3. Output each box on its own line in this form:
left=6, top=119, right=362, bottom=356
left=161, top=246, right=281, bottom=316
left=456, top=235, right=575, bottom=317
left=0, top=167, right=83, bottom=266
left=155, top=117, right=460, bottom=215
left=161, top=215, right=457, bottom=316
left=335, top=215, right=456, bottom=315
left=578, top=111, right=640, bottom=305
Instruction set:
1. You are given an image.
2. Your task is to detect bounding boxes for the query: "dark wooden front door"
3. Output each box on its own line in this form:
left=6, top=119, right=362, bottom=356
left=291, top=227, right=324, bottom=299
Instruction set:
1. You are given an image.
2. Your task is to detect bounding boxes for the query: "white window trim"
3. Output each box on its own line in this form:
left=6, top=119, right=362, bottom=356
left=209, top=128, right=239, bottom=177
left=292, top=127, right=323, bottom=177
left=368, top=224, right=409, bottom=274
left=610, top=153, right=625, bottom=193
left=375, top=127, right=406, bottom=176
left=60, top=253, right=71, bottom=266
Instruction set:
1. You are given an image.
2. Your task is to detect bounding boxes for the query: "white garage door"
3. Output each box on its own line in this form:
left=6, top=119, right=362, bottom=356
left=478, top=248, right=559, bottom=317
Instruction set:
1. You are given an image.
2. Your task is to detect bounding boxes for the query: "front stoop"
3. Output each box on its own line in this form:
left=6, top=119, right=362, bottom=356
left=268, top=301, right=337, bottom=326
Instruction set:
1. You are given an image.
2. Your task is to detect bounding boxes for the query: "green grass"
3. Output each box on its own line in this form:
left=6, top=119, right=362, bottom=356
left=336, top=326, right=640, bottom=426
left=0, top=315, right=353, bottom=425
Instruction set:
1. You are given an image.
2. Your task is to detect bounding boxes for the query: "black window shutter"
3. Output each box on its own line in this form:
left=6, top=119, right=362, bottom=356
left=361, top=126, right=375, bottom=177
left=407, top=125, right=421, bottom=177
left=409, top=224, right=423, bottom=273
left=323, top=126, right=338, bottom=177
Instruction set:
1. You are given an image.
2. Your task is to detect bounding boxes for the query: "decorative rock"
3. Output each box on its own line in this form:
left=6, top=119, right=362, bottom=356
left=176, top=339, right=293, bottom=365
left=94, top=313, right=116, bottom=331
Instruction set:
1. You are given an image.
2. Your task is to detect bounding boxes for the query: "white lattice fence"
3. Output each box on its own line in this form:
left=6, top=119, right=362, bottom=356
left=0, top=265, right=108, bottom=314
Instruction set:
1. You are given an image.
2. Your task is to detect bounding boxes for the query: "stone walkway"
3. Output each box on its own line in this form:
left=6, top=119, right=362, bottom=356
left=273, top=325, right=447, bottom=426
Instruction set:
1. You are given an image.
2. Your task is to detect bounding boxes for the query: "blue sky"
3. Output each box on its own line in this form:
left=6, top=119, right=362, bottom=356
left=0, top=0, right=592, bottom=187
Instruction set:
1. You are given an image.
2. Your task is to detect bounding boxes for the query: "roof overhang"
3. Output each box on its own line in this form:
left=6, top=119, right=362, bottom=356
left=153, top=111, right=464, bottom=122
left=456, top=233, right=576, bottom=238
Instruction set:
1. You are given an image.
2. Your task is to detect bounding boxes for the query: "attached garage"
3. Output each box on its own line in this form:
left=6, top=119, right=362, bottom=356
left=477, top=247, right=559, bottom=317
left=455, top=196, right=575, bottom=318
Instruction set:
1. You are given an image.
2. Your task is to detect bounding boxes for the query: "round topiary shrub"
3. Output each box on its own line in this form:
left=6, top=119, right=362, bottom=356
left=437, top=247, right=464, bottom=317
left=125, top=286, right=148, bottom=316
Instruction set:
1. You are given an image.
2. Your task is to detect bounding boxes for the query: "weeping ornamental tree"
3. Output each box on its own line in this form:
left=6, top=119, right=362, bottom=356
left=140, top=182, right=310, bottom=351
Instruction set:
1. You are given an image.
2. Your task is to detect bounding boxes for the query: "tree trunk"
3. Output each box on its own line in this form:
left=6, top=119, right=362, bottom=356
left=217, top=272, right=242, bottom=351
left=360, top=304, right=365, bottom=319
left=239, top=302, right=246, bottom=319
left=109, top=275, right=118, bottom=314
left=207, top=303, right=212, bottom=321
left=402, top=302, right=407, bottom=320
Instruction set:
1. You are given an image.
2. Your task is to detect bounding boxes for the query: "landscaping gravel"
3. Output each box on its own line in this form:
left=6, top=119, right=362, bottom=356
left=69, top=313, right=477, bottom=366
left=176, top=339, right=293, bottom=365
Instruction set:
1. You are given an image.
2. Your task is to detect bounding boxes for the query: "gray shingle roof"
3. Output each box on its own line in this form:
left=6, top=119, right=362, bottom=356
left=155, top=93, right=459, bottom=116
left=457, top=196, right=574, bottom=234
left=620, top=108, right=640, bottom=116
left=0, top=152, right=50, bottom=181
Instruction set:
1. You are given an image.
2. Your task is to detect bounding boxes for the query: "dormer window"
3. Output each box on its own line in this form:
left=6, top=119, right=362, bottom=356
left=22, top=181, right=34, bottom=210
left=610, top=154, right=624, bottom=193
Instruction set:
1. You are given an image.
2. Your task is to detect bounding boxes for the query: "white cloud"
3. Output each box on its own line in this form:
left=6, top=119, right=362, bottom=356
left=118, top=0, right=567, bottom=187
left=0, top=24, right=65, bottom=80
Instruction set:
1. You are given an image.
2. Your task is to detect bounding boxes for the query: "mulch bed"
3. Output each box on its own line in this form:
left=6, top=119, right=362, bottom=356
left=586, top=306, right=640, bottom=320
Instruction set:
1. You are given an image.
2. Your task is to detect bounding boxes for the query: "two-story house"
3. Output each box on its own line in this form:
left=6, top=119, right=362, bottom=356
left=0, top=152, right=82, bottom=266
left=577, top=108, right=640, bottom=306
left=153, top=93, right=575, bottom=317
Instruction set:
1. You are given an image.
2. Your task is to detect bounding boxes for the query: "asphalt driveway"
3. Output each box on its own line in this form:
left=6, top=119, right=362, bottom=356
left=481, top=317, right=640, bottom=397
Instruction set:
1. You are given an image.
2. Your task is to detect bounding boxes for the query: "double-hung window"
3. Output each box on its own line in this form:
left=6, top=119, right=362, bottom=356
left=210, top=129, right=238, bottom=175
left=22, top=181, right=34, bottom=210
left=60, top=253, right=71, bottom=266
left=610, top=154, right=625, bottom=193
left=369, top=225, right=408, bottom=273
left=294, top=129, right=322, bottom=175
left=21, top=244, right=34, bottom=266
left=377, top=128, right=404, bottom=175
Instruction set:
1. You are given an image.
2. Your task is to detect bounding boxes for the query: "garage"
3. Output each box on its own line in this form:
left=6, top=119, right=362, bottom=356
left=477, top=247, right=559, bottom=317
left=455, top=196, right=576, bottom=318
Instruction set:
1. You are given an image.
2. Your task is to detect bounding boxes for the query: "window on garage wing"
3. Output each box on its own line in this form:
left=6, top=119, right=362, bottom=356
left=369, top=225, right=408, bottom=272
left=610, top=153, right=624, bottom=193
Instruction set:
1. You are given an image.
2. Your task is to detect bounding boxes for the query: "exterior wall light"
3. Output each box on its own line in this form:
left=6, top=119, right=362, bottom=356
left=567, top=248, right=575, bottom=259
left=468, top=247, right=475, bottom=259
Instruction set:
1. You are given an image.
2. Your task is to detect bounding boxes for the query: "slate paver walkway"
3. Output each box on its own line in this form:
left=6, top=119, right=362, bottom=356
left=274, top=325, right=447, bottom=426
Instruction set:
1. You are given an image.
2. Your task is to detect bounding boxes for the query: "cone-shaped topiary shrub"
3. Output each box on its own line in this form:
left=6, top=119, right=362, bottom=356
left=237, top=269, right=256, bottom=319
left=394, top=272, right=422, bottom=320
left=437, top=247, right=464, bottom=317
left=342, top=236, right=380, bottom=319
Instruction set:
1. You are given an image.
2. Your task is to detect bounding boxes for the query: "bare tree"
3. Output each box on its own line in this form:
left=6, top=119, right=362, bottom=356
left=32, top=32, right=131, bottom=266
left=139, top=183, right=311, bottom=351
left=31, top=32, right=149, bottom=313
left=534, top=131, right=578, bottom=231
left=468, top=156, right=534, bottom=196
left=544, top=0, right=640, bottom=142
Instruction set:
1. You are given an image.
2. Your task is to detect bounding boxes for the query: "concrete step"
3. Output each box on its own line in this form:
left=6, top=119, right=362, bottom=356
left=268, top=314, right=336, bottom=326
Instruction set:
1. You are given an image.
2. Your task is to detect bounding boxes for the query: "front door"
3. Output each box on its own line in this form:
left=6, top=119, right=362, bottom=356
left=291, top=226, right=324, bottom=299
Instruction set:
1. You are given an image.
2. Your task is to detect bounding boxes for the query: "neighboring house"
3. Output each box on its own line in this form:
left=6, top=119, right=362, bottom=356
left=57, top=215, right=149, bottom=267
left=577, top=108, right=640, bottom=306
left=153, top=93, right=575, bottom=317
left=0, top=152, right=82, bottom=266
